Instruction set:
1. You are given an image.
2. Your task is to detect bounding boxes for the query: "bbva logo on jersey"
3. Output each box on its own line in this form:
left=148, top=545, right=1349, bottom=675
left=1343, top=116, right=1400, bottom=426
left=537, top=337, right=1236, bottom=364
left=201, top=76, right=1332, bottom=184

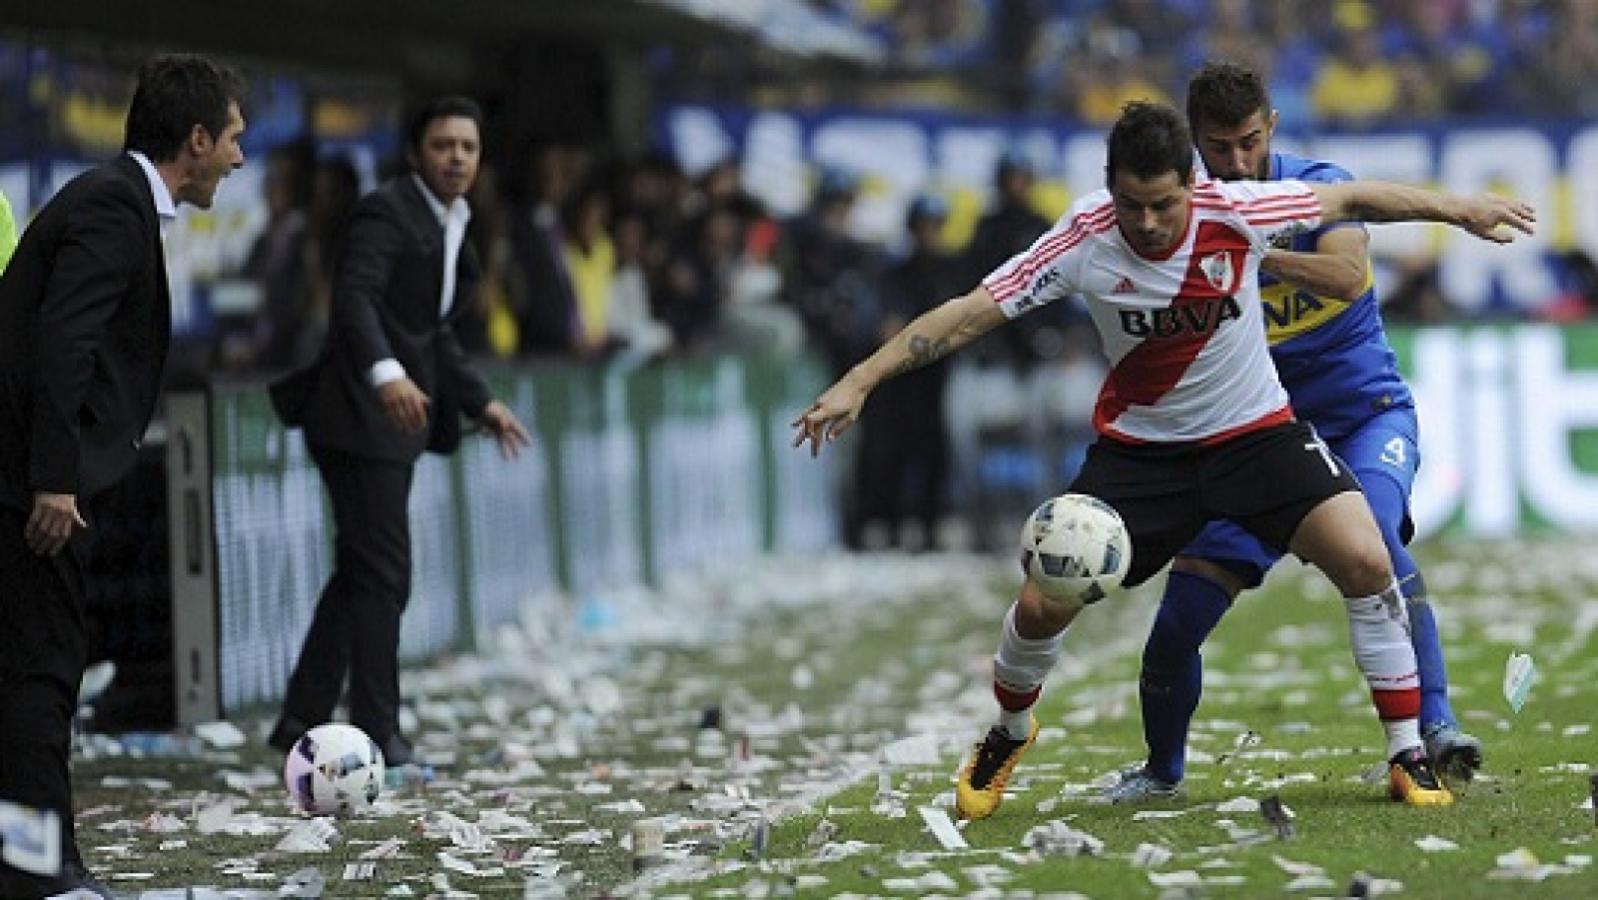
left=1119, top=296, right=1242, bottom=338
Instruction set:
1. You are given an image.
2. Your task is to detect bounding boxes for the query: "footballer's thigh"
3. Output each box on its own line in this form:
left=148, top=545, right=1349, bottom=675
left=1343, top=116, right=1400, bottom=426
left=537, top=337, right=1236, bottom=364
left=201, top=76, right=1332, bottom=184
left=1289, top=492, right=1393, bottom=597
left=1200, top=421, right=1390, bottom=598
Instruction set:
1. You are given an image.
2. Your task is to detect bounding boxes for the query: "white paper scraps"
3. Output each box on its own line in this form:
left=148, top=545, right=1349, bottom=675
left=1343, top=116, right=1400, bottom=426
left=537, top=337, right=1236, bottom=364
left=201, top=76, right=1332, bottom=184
left=0, top=800, right=61, bottom=876
left=1285, top=873, right=1336, bottom=891
left=1271, top=854, right=1324, bottom=877
left=1504, top=652, right=1537, bottom=712
left=192, top=719, right=247, bottom=749
left=139, top=811, right=186, bottom=833
left=1023, top=821, right=1104, bottom=857
left=279, top=865, right=326, bottom=898
left=1132, top=842, right=1174, bottom=867
left=1147, top=870, right=1203, bottom=887
left=194, top=798, right=237, bottom=834
left=343, top=861, right=377, bottom=880
left=276, top=818, right=338, bottom=853
left=1490, top=847, right=1554, bottom=881
left=882, top=733, right=942, bottom=766
left=917, top=806, right=969, bottom=851
left=359, top=837, right=407, bottom=860
left=1132, top=809, right=1188, bottom=821
left=1215, top=796, right=1257, bottom=813
left=1216, top=730, right=1262, bottom=766
left=1416, top=834, right=1459, bottom=852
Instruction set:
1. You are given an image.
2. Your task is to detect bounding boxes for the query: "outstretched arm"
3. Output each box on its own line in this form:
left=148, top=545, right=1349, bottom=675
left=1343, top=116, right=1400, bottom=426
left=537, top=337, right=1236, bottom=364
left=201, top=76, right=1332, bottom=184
left=1261, top=227, right=1370, bottom=301
left=1311, top=182, right=1536, bottom=243
left=792, top=286, right=1006, bottom=456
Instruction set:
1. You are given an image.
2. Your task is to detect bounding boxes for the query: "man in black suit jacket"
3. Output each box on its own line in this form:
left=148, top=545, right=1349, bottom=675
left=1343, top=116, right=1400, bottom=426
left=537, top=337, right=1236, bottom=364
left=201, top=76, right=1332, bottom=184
left=268, top=97, right=530, bottom=767
left=0, top=55, right=245, bottom=898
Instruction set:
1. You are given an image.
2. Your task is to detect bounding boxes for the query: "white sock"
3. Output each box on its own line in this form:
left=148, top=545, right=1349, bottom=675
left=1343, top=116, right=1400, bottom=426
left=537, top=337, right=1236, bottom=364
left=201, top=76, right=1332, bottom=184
left=1345, top=580, right=1422, bottom=760
left=992, top=602, right=1064, bottom=740
left=1383, top=718, right=1423, bottom=761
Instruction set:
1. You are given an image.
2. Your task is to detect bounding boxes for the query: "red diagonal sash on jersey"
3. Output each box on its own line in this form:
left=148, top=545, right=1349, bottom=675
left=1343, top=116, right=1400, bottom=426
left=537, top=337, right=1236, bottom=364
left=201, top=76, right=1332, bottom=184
left=1094, top=221, right=1251, bottom=434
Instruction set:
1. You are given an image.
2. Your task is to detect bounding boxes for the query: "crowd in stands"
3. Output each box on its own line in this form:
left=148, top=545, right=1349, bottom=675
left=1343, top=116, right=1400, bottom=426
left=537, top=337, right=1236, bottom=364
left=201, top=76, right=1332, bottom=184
left=705, top=0, right=1598, bottom=127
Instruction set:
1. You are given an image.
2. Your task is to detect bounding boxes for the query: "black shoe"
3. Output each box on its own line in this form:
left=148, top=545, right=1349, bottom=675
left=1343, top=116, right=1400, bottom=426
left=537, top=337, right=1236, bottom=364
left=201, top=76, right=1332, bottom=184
left=267, top=715, right=310, bottom=753
left=377, top=732, right=414, bottom=767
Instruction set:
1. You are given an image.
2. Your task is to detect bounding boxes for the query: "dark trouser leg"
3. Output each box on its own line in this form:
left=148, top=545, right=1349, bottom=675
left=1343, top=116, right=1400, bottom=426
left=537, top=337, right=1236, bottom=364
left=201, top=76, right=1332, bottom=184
left=287, top=445, right=413, bottom=746
left=0, top=507, right=88, bottom=891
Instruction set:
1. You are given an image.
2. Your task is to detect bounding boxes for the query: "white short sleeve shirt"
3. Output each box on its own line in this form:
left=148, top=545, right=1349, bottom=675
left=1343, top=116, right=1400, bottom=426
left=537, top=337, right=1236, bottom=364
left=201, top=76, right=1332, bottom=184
left=982, top=178, right=1322, bottom=444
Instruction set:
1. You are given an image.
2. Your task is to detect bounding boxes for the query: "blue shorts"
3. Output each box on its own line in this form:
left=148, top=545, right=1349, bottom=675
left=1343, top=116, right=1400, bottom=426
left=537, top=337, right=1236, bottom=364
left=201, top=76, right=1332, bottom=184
left=1180, top=408, right=1420, bottom=589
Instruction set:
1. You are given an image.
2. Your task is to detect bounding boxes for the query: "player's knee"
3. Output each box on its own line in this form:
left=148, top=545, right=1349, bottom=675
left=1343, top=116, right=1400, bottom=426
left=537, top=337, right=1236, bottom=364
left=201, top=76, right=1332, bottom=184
left=1337, top=541, right=1394, bottom=598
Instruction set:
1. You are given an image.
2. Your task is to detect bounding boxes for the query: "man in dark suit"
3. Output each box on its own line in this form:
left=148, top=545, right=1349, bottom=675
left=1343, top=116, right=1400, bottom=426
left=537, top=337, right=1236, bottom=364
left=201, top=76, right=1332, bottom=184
left=268, top=97, right=530, bottom=767
left=0, top=54, right=245, bottom=898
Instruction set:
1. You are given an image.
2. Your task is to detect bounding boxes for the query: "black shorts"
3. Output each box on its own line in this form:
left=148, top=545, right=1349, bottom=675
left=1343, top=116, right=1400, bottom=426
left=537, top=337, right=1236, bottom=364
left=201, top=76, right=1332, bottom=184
left=1067, top=420, right=1361, bottom=588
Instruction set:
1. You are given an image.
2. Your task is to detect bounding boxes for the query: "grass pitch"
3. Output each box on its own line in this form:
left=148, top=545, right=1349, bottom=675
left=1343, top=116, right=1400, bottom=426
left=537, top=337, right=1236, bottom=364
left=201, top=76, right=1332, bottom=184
left=70, top=540, right=1597, bottom=897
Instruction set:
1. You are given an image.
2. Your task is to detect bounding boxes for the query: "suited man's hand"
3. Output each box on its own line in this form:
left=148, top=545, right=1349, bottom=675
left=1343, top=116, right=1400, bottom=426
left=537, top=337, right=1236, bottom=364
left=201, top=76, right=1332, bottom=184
left=379, top=378, right=431, bottom=434
left=480, top=400, right=532, bottom=460
left=26, top=492, right=87, bottom=556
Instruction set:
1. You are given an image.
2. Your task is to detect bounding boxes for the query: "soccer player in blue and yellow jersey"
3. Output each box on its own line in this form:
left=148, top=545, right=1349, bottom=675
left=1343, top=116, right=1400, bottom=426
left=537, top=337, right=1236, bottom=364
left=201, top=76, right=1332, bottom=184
left=1102, top=61, right=1480, bottom=806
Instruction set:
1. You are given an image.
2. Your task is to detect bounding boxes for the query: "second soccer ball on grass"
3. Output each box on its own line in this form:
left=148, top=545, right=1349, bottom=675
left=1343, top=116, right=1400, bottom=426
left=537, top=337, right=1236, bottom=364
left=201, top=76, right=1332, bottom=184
left=283, top=723, right=386, bottom=816
left=1018, top=493, right=1132, bottom=610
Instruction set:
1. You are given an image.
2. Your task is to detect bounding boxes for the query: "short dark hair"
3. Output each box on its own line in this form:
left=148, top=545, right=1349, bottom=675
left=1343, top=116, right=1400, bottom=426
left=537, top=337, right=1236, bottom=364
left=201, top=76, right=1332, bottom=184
left=1105, top=101, right=1193, bottom=187
left=406, top=96, right=484, bottom=152
left=1186, top=61, right=1271, bottom=133
left=124, top=54, right=246, bottom=162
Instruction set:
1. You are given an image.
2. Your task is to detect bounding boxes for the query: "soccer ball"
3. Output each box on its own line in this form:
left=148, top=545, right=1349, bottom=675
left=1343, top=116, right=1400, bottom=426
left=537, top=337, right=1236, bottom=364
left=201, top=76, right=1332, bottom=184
left=282, top=723, right=385, bottom=816
left=1018, top=493, right=1132, bottom=609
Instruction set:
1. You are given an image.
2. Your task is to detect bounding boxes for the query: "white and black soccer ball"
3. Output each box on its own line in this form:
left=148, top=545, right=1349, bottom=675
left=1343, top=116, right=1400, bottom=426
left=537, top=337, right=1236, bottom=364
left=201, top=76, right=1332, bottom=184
left=283, top=723, right=385, bottom=816
left=1018, top=493, right=1132, bottom=609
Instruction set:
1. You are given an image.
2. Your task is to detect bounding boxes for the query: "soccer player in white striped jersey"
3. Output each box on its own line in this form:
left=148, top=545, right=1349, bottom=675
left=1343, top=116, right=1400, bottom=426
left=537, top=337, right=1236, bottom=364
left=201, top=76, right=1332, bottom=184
left=792, top=101, right=1534, bottom=819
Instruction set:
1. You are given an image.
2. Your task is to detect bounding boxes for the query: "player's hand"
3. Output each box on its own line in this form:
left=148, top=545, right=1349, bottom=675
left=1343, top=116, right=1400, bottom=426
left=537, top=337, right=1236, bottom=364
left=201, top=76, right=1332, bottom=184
left=480, top=400, right=532, bottom=461
left=378, top=378, right=431, bottom=434
left=25, top=491, right=86, bottom=556
left=1455, top=194, right=1536, bottom=243
left=791, top=375, right=871, bottom=457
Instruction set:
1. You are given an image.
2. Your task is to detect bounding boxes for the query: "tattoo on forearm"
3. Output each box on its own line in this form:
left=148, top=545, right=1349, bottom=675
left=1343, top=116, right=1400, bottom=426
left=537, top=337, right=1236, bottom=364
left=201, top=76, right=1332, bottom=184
left=891, top=334, right=951, bottom=376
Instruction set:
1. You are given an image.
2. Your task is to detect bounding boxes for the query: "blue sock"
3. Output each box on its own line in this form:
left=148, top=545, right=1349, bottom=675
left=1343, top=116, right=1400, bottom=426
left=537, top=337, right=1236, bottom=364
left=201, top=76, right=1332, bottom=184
left=1140, top=570, right=1233, bottom=784
left=1404, top=578, right=1456, bottom=730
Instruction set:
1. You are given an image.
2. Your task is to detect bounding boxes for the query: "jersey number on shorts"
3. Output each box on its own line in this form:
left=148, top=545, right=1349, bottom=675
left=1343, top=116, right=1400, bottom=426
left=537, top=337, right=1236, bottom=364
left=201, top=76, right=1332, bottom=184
left=1381, top=437, right=1407, bottom=468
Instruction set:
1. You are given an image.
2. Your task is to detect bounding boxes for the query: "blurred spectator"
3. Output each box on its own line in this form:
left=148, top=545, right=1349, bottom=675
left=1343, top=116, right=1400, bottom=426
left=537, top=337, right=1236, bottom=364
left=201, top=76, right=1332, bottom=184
left=1528, top=0, right=1598, bottom=115
left=232, top=142, right=313, bottom=371
left=563, top=181, right=619, bottom=359
left=463, top=160, right=522, bottom=358
left=721, top=201, right=807, bottom=356
left=511, top=143, right=583, bottom=356
left=1178, top=0, right=1273, bottom=90
left=1381, top=256, right=1451, bottom=324
left=850, top=193, right=959, bottom=550
left=299, top=153, right=362, bottom=363
left=780, top=167, right=883, bottom=375
left=1309, top=3, right=1400, bottom=127
left=962, top=149, right=1058, bottom=369
left=657, top=204, right=741, bottom=352
left=608, top=209, right=675, bottom=367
